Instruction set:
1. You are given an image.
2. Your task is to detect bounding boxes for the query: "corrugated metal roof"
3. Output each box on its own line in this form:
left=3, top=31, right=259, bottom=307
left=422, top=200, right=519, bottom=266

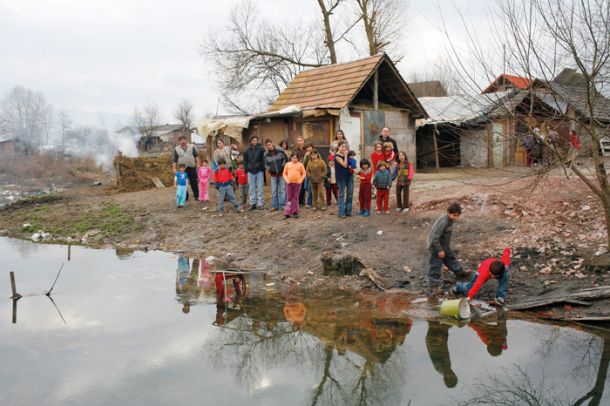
left=418, top=91, right=516, bottom=125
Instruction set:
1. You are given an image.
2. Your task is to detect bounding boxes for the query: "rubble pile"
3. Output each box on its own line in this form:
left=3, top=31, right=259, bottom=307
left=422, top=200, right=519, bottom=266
left=114, top=154, right=174, bottom=192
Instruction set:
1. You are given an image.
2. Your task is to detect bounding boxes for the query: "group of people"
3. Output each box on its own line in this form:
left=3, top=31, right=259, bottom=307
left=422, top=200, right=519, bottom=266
left=173, top=127, right=414, bottom=218
left=523, top=125, right=582, bottom=167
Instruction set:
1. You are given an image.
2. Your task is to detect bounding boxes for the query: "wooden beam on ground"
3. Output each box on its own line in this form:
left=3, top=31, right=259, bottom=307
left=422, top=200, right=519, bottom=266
left=507, top=286, right=610, bottom=310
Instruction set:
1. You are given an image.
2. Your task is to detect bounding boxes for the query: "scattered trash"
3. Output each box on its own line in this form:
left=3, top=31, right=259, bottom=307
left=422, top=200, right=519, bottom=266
left=403, top=265, right=412, bottom=273
left=377, top=230, right=383, bottom=235
left=265, top=282, right=275, bottom=286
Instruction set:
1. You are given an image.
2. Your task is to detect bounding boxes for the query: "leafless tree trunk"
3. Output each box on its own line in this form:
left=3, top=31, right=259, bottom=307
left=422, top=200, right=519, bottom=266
left=57, top=109, right=71, bottom=157
left=355, top=0, right=407, bottom=59
left=316, top=0, right=347, bottom=64
left=174, top=99, right=194, bottom=133
left=41, top=104, right=55, bottom=146
left=0, top=86, right=51, bottom=155
left=201, top=0, right=330, bottom=114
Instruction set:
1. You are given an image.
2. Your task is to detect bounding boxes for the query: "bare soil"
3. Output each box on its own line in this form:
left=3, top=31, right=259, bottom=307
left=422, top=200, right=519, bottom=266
left=1, top=164, right=609, bottom=309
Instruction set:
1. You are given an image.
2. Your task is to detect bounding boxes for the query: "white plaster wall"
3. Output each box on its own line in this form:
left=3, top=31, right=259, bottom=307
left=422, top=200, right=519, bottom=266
left=460, top=128, right=489, bottom=167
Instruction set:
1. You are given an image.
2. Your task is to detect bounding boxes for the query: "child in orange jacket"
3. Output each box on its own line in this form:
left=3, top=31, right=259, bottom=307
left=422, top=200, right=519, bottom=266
left=451, top=247, right=511, bottom=305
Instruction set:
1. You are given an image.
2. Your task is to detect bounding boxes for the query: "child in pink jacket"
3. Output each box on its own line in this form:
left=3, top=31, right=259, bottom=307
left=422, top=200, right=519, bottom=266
left=197, top=159, right=213, bottom=202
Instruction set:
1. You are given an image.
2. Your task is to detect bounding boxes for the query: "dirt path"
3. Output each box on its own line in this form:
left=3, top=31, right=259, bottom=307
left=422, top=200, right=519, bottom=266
left=1, top=165, right=608, bottom=307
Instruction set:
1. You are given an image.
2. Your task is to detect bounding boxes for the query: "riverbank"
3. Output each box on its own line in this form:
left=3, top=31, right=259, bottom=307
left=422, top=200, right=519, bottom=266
left=1, top=164, right=609, bottom=308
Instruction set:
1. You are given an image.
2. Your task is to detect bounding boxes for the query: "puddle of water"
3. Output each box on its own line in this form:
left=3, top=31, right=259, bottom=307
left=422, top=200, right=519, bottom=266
left=0, top=237, right=609, bottom=406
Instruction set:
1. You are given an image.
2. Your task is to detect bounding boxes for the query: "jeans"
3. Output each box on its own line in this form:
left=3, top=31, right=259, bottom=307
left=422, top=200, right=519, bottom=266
left=427, top=247, right=464, bottom=288
left=305, top=177, right=312, bottom=206
left=247, top=171, right=264, bottom=207
left=238, top=184, right=248, bottom=206
left=337, top=176, right=354, bottom=216
left=455, top=270, right=510, bottom=299
left=270, top=176, right=286, bottom=209
left=217, top=185, right=240, bottom=212
left=176, top=185, right=187, bottom=207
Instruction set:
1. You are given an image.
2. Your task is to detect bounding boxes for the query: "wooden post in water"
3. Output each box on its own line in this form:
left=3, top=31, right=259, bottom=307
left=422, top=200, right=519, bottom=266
left=10, top=271, right=21, bottom=300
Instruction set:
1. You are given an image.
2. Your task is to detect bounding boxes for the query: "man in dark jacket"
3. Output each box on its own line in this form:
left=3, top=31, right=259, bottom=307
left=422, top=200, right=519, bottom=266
left=379, top=127, right=398, bottom=159
left=242, top=135, right=266, bottom=210
left=263, top=139, right=288, bottom=211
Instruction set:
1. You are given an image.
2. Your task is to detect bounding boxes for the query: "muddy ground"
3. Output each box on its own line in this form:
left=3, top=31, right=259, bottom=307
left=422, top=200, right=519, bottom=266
left=1, top=163, right=609, bottom=312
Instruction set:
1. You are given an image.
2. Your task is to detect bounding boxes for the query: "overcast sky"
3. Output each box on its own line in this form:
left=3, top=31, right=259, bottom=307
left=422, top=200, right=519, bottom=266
left=0, top=0, right=493, bottom=126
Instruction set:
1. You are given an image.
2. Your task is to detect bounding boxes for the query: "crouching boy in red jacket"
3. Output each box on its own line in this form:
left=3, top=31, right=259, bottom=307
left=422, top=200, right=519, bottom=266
left=451, top=247, right=511, bottom=305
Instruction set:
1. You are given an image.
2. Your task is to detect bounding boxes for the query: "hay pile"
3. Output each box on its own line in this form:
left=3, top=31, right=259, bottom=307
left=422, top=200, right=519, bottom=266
left=114, top=154, right=174, bottom=192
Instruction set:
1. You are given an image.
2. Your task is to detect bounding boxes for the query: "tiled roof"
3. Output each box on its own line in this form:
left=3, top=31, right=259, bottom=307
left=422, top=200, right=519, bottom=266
left=269, top=54, right=384, bottom=111
left=482, top=74, right=532, bottom=93
left=268, top=54, right=425, bottom=116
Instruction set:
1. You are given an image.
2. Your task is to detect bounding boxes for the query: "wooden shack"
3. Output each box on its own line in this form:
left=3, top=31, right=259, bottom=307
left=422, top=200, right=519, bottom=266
left=245, top=53, right=427, bottom=163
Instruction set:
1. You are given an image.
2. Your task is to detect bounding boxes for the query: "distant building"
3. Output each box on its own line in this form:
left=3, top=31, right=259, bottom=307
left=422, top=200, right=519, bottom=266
left=117, top=124, right=191, bottom=153
left=408, top=81, right=448, bottom=98
left=0, top=136, right=15, bottom=154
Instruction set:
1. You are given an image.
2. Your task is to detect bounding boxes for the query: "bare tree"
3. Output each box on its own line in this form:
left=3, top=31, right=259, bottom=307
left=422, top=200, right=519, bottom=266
left=0, top=86, right=51, bottom=154
left=201, top=0, right=330, bottom=114
left=133, top=103, right=163, bottom=151
left=174, top=99, right=194, bottom=133
left=41, top=104, right=55, bottom=146
left=57, top=109, right=71, bottom=155
left=438, top=0, right=610, bottom=249
left=354, top=0, right=408, bottom=59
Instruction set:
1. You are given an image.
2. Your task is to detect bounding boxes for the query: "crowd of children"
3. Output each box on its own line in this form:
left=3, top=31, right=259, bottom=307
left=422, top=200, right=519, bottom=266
left=174, top=132, right=416, bottom=219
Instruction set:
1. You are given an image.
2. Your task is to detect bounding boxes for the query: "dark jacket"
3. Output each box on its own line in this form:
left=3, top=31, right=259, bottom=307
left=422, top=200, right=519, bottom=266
left=263, top=146, right=288, bottom=176
left=427, top=214, right=454, bottom=253
left=243, top=144, right=265, bottom=174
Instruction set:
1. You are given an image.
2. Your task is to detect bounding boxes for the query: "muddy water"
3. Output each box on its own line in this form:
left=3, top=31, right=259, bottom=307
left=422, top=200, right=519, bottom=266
left=0, top=237, right=609, bottom=406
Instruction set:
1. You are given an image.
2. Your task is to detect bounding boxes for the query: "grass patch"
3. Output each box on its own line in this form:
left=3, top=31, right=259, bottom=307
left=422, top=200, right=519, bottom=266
left=14, top=201, right=136, bottom=240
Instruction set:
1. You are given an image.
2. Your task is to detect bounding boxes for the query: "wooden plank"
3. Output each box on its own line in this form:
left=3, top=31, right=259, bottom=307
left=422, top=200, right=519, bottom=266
left=150, top=177, right=165, bottom=188
left=507, top=286, right=610, bottom=310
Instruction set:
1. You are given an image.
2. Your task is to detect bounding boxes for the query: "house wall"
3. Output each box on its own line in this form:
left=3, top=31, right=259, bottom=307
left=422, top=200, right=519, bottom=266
left=0, top=140, right=15, bottom=154
left=460, top=127, right=489, bottom=168
left=385, top=110, right=415, bottom=164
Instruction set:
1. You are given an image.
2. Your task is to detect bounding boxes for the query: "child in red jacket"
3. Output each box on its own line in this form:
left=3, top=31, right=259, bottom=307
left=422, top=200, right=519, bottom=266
left=358, top=159, right=372, bottom=216
left=234, top=161, right=249, bottom=208
left=451, top=247, right=511, bottom=305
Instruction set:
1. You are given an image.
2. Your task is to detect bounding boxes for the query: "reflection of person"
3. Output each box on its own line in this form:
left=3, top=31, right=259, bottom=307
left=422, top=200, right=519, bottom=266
left=283, top=302, right=306, bottom=331
left=175, top=256, right=200, bottom=314
left=426, top=321, right=458, bottom=388
left=468, top=316, right=508, bottom=357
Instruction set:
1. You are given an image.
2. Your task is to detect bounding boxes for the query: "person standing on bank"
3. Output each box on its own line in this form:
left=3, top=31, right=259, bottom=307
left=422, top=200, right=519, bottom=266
left=334, top=141, right=354, bottom=218
left=329, top=129, right=349, bottom=159
left=212, top=139, right=233, bottom=173
left=379, top=127, right=398, bottom=159
left=172, top=135, right=200, bottom=201
left=264, top=139, right=288, bottom=211
left=243, top=135, right=266, bottom=210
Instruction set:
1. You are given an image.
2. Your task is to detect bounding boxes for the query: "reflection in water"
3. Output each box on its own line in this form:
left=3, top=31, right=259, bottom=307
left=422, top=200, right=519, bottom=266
left=2, top=239, right=610, bottom=405
left=426, top=321, right=458, bottom=388
left=469, top=316, right=508, bottom=357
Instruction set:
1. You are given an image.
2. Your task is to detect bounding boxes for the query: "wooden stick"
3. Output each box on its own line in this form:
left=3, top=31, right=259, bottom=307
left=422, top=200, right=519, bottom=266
left=9, top=271, right=21, bottom=300
left=46, top=263, right=64, bottom=296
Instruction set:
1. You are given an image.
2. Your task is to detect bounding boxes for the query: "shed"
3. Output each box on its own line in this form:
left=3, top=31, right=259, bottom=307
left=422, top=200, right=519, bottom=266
left=246, top=53, right=427, bottom=163
left=416, top=90, right=560, bottom=168
left=0, top=137, right=15, bottom=154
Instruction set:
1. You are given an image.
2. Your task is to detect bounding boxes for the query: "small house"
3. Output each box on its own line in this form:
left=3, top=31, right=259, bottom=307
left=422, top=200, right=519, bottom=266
left=244, top=53, right=427, bottom=163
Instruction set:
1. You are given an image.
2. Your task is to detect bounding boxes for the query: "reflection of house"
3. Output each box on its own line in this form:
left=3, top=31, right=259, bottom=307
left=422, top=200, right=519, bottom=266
left=117, top=124, right=191, bottom=153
